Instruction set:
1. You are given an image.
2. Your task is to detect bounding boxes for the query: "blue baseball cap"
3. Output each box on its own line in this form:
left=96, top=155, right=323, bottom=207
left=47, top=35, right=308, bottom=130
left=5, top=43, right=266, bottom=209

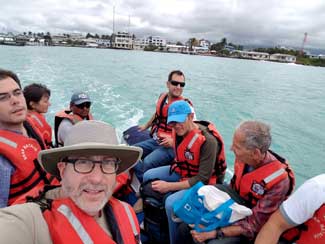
left=167, top=100, right=192, bottom=124
left=70, top=92, right=91, bottom=105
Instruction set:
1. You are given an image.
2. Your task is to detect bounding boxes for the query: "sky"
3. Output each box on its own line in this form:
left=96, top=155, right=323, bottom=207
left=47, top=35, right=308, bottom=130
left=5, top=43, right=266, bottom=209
left=1, top=0, right=324, bottom=50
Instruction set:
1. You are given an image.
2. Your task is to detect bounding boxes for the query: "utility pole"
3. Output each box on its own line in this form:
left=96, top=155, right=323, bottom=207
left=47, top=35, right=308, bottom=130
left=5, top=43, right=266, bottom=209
left=300, top=32, right=308, bottom=56
left=112, top=6, right=115, bottom=34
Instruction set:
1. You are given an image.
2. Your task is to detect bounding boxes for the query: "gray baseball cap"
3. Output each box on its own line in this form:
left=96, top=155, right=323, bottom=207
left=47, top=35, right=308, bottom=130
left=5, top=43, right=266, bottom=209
left=70, top=91, right=91, bottom=105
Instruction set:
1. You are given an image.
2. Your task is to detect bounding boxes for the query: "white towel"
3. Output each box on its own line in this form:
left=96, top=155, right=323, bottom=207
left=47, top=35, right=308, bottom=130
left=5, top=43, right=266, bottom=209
left=198, top=185, right=252, bottom=223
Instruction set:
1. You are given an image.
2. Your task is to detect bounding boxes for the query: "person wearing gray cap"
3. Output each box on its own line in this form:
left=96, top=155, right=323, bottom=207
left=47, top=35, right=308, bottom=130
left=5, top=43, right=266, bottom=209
left=0, top=120, right=143, bottom=244
left=54, top=91, right=94, bottom=147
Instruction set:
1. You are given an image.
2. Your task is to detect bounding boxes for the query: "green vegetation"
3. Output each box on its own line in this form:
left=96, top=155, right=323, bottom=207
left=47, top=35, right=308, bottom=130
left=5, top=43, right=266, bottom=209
left=254, top=47, right=300, bottom=56
left=296, top=57, right=325, bottom=67
left=210, top=37, right=243, bottom=52
left=144, top=44, right=158, bottom=51
left=253, top=47, right=325, bottom=67
left=188, top=37, right=199, bottom=51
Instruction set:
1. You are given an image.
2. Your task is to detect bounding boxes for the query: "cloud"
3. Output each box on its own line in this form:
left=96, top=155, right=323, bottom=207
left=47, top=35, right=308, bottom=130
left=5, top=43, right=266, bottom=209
left=0, top=0, right=324, bottom=49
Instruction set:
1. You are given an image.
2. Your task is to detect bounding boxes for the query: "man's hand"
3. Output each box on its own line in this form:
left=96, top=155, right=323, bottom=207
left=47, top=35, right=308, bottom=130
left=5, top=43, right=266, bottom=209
left=151, top=180, right=171, bottom=193
left=191, top=229, right=217, bottom=243
left=138, top=125, right=147, bottom=131
left=159, top=136, right=173, bottom=147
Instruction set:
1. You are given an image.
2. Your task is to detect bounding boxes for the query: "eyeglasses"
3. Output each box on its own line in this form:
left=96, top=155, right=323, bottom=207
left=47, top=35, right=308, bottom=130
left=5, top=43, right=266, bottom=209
left=75, top=102, right=91, bottom=109
left=169, top=80, right=185, bottom=88
left=0, top=89, right=23, bottom=102
left=63, top=157, right=120, bottom=174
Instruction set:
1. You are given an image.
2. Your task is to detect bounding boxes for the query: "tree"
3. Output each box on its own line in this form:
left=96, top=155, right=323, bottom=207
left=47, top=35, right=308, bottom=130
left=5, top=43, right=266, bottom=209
left=176, top=41, right=183, bottom=46
left=144, top=44, right=158, bottom=51
left=86, top=33, right=94, bottom=39
left=188, top=37, right=199, bottom=51
left=221, top=37, right=227, bottom=45
left=210, top=37, right=228, bottom=52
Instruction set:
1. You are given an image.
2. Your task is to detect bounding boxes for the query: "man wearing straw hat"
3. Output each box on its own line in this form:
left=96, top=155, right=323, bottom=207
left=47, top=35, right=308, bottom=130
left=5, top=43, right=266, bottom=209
left=0, top=120, right=143, bottom=244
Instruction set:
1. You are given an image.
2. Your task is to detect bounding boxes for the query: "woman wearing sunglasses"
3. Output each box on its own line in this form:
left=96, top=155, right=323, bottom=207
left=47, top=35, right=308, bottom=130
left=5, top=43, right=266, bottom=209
left=54, top=91, right=93, bottom=147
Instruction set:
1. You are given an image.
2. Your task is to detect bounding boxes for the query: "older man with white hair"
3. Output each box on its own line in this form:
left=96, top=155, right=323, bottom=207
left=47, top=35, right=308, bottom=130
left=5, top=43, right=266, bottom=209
left=0, top=120, right=143, bottom=244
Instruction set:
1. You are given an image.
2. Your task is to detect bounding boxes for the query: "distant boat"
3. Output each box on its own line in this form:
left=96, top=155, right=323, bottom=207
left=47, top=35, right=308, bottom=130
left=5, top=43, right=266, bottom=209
left=0, top=41, right=25, bottom=46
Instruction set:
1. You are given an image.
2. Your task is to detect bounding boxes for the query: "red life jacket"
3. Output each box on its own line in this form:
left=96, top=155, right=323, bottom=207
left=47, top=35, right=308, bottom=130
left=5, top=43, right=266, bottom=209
left=282, top=204, right=325, bottom=244
left=230, top=150, right=295, bottom=207
left=113, top=172, right=132, bottom=195
left=150, top=93, right=192, bottom=138
left=26, top=111, right=52, bottom=149
left=43, top=197, right=141, bottom=244
left=171, top=121, right=226, bottom=184
left=0, top=129, right=59, bottom=205
left=54, top=109, right=93, bottom=147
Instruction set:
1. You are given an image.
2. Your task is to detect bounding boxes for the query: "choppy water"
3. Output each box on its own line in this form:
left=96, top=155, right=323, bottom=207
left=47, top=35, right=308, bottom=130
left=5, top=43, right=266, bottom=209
left=1, top=45, right=325, bottom=186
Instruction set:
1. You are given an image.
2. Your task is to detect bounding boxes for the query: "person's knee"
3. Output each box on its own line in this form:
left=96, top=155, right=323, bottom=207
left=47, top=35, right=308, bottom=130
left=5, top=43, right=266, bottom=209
left=165, top=195, right=174, bottom=211
left=143, top=168, right=156, bottom=182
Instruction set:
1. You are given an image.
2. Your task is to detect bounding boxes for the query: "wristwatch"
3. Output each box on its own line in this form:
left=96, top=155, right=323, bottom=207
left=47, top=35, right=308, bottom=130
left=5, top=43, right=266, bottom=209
left=216, top=228, right=225, bottom=239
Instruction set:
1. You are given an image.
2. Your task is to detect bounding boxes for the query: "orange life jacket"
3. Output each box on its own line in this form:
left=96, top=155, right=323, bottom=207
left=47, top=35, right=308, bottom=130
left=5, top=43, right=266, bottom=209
left=26, top=111, right=52, bottom=149
left=282, top=204, right=325, bottom=244
left=42, top=197, right=141, bottom=244
left=171, top=121, right=226, bottom=184
left=0, top=129, right=59, bottom=205
left=230, top=150, right=295, bottom=207
left=114, top=172, right=132, bottom=194
left=150, top=93, right=192, bottom=138
left=54, top=109, right=93, bottom=146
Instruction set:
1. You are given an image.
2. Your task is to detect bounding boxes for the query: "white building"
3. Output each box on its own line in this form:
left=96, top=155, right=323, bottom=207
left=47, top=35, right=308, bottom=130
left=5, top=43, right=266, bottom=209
left=193, top=46, right=209, bottom=53
left=133, top=35, right=166, bottom=50
left=144, top=36, right=166, bottom=47
left=166, top=44, right=188, bottom=53
left=231, top=50, right=270, bottom=60
left=112, top=32, right=133, bottom=49
left=270, top=53, right=296, bottom=63
left=199, top=39, right=211, bottom=48
left=51, top=35, right=69, bottom=45
left=96, top=39, right=110, bottom=47
left=82, top=38, right=98, bottom=48
left=69, top=33, right=84, bottom=41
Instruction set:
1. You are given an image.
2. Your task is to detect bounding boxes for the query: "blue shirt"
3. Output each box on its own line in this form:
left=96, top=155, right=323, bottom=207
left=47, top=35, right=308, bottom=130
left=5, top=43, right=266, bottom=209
left=0, top=156, right=15, bottom=208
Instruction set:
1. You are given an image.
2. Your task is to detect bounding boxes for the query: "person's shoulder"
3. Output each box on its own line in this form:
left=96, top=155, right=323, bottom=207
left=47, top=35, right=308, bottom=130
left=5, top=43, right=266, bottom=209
left=297, top=174, right=325, bottom=193
left=308, top=174, right=325, bottom=185
left=0, top=203, right=51, bottom=244
left=0, top=202, right=43, bottom=224
left=198, top=123, right=218, bottom=141
left=59, top=118, right=73, bottom=127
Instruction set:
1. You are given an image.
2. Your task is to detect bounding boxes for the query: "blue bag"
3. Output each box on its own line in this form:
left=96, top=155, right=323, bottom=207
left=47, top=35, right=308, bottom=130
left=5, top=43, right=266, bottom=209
left=122, top=125, right=150, bottom=145
left=173, top=182, right=234, bottom=232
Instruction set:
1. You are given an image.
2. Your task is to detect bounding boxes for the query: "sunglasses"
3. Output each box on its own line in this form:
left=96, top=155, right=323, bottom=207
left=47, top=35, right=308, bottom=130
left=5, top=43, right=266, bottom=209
left=75, top=102, right=91, bottom=109
left=169, top=80, right=185, bottom=88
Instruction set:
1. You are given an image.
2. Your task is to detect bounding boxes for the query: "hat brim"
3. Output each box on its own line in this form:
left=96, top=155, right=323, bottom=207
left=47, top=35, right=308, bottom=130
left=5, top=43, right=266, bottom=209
left=73, top=98, right=91, bottom=105
left=167, top=114, right=188, bottom=124
left=38, top=143, right=142, bottom=178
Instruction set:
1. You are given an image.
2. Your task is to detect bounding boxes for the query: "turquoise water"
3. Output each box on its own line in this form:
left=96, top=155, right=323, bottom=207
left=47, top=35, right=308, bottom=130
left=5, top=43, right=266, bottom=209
left=1, top=46, right=325, bottom=186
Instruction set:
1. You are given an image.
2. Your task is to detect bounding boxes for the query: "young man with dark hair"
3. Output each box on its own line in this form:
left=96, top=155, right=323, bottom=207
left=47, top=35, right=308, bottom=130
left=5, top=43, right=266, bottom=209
left=0, top=121, right=143, bottom=244
left=0, top=69, right=58, bottom=207
left=133, top=70, right=194, bottom=181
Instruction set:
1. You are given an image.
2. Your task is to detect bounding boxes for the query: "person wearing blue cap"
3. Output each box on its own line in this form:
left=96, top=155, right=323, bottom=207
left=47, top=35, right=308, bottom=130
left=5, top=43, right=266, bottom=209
left=143, top=100, right=227, bottom=244
left=54, top=91, right=93, bottom=147
left=132, top=70, right=194, bottom=182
